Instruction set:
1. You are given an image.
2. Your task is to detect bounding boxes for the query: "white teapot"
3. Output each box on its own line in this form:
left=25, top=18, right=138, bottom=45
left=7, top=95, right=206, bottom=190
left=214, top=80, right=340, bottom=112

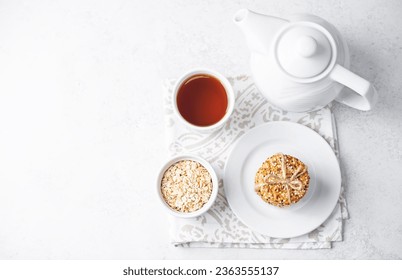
left=234, top=9, right=377, bottom=112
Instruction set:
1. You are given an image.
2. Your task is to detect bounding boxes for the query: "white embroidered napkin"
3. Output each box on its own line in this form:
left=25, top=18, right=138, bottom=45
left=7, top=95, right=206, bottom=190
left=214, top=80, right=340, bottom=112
left=162, top=75, right=348, bottom=249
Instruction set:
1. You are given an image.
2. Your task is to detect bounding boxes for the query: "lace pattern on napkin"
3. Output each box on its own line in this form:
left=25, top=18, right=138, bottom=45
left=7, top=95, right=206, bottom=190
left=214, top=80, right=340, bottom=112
left=163, top=75, right=348, bottom=249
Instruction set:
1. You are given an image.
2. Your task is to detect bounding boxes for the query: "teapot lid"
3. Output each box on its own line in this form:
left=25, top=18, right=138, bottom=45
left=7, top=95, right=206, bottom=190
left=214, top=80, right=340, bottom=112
left=274, top=22, right=335, bottom=80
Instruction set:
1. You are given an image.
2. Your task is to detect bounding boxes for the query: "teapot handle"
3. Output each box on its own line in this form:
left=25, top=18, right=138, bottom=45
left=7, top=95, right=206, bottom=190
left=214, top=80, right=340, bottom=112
left=330, top=64, right=378, bottom=111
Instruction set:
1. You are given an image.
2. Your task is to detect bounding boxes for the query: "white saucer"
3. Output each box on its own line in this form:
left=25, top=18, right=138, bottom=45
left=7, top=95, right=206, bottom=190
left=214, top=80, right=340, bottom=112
left=223, top=121, right=341, bottom=238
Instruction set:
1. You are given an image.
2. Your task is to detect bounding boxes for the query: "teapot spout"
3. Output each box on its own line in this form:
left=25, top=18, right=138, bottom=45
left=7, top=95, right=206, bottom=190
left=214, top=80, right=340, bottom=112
left=234, top=9, right=289, bottom=55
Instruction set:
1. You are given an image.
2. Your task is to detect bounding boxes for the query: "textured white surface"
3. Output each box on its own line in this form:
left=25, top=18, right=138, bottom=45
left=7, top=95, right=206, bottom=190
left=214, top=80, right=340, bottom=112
left=0, top=0, right=401, bottom=259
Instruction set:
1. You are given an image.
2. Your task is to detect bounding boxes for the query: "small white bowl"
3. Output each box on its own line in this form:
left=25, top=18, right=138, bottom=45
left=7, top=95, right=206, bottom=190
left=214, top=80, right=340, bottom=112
left=172, top=68, right=235, bottom=133
left=156, top=154, right=219, bottom=218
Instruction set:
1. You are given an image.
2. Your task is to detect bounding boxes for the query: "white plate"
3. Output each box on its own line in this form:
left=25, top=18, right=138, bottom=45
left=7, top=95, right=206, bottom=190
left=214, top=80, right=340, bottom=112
left=224, top=121, right=341, bottom=238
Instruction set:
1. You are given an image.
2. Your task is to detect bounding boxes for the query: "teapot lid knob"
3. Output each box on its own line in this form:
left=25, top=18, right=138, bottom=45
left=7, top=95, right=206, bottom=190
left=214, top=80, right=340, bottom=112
left=297, top=36, right=317, bottom=57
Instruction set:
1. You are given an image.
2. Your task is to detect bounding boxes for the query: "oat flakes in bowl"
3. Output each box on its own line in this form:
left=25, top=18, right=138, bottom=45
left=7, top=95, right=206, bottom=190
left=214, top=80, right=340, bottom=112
left=156, top=155, right=218, bottom=218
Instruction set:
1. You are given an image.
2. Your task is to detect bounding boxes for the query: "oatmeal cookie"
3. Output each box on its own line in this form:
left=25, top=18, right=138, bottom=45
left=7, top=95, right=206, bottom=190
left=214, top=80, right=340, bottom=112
left=254, top=153, right=309, bottom=207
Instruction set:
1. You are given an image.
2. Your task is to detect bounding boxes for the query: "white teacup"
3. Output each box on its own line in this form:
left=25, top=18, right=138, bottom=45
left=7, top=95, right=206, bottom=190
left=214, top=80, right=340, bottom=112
left=172, top=68, right=235, bottom=133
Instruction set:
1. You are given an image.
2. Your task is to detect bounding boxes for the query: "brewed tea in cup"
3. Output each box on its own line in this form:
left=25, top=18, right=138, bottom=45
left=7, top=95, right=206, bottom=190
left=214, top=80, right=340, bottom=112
left=173, top=69, right=234, bottom=132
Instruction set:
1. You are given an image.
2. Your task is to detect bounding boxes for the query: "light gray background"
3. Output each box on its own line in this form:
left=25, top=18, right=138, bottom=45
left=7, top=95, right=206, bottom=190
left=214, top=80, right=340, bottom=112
left=0, top=0, right=401, bottom=259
